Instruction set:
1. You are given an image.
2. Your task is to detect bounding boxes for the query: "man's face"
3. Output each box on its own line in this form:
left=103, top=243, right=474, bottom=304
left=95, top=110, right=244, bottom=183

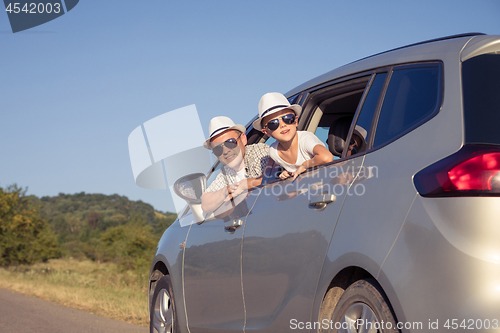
left=210, top=130, right=247, bottom=170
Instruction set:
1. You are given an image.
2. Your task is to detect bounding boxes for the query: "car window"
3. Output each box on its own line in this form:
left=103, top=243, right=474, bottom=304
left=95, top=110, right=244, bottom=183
left=462, top=54, right=500, bottom=145
left=264, top=136, right=277, bottom=147
left=348, top=73, right=387, bottom=156
left=373, top=64, right=441, bottom=147
left=299, top=76, right=371, bottom=160
left=314, top=126, right=329, bottom=148
left=287, top=93, right=301, bottom=105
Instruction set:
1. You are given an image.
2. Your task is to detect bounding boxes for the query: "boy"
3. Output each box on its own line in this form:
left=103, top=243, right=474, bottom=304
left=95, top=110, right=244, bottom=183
left=253, top=92, right=333, bottom=181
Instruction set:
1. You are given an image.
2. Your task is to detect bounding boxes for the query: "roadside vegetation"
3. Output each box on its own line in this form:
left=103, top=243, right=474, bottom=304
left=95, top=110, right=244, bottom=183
left=0, top=184, right=177, bottom=326
left=0, top=258, right=150, bottom=326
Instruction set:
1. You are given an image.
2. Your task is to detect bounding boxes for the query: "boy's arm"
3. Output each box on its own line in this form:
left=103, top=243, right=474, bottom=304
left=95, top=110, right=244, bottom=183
left=246, top=176, right=263, bottom=188
left=292, top=144, right=334, bottom=180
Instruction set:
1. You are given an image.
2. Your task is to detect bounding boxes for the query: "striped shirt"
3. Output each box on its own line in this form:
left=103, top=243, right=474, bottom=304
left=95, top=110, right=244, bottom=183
left=206, top=143, right=270, bottom=192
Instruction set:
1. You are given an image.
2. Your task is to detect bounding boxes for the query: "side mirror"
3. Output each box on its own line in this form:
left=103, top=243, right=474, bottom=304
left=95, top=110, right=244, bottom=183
left=174, top=173, right=207, bottom=223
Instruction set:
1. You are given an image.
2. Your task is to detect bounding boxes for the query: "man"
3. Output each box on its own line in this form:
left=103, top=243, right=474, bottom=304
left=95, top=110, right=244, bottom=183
left=346, top=125, right=367, bottom=157
left=201, top=116, right=269, bottom=214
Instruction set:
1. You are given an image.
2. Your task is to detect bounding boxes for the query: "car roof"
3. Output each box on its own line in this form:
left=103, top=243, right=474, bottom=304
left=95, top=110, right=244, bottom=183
left=286, top=33, right=496, bottom=97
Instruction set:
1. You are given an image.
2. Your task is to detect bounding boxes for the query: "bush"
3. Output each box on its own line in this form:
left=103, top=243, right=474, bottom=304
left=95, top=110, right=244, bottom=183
left=0, top=185, right=61, bottom=266
left=99, top=213, right=157, bottom=276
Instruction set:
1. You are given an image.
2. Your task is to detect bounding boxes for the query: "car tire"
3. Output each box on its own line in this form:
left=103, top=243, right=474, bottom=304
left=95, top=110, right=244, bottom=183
left=324, top=278, right=399, bottom=333
left=150, top=274, right=178, bottom=333
left=319, top=286, right=345, bottom=333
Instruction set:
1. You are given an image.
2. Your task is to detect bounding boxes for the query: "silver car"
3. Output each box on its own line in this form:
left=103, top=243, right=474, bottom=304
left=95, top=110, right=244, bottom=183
left=148, top=33, right=500, bottom=333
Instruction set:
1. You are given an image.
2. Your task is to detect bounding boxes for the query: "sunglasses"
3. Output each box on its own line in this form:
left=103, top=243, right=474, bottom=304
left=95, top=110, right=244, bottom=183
left=211, top=134, right=241, bottom=157
left=265, top=113, right=296, bottom=131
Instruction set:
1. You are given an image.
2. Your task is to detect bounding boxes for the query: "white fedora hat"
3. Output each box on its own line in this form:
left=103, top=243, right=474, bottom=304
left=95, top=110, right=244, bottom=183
left=203, top=116, right=246, bottom=149
left=352, top=125, right=368, bottom=152
left=252, top=92, right=302, bottom=131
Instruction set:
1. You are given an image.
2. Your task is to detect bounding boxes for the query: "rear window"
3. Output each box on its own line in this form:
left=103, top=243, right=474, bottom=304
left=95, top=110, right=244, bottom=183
left=373, top=64, right=441, bottom=148
left=462, top=54, right=500, bottom=145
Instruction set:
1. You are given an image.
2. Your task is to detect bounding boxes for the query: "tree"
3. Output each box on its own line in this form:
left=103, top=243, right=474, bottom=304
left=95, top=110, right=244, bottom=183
left=99, top=213, right=157, bottom=273
left=0, top=185, right=60, bottom=265
left=86, top=210, right=100, bottom=230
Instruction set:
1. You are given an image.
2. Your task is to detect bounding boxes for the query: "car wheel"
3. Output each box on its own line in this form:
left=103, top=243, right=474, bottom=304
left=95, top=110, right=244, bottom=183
left=325, top=278, right=399, bottom=333
left=150, top=275, right=177, bottom=333
left=319, top=286, right=345, bottom=333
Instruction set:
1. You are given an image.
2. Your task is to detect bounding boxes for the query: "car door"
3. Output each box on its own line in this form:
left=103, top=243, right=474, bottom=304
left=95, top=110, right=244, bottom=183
left=241, top=159, right=363, bottom=331
left=327, top=63, right=444, bottom=285
left=240, top=76, right=373, bottom=331
left=182, top=164, right=262, bottom=333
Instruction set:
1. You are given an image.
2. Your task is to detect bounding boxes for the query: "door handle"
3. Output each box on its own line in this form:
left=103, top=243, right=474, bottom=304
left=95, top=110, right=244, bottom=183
left=309, top=194, right=336, bottom=211
left=224, top=219, right=243, bottom=233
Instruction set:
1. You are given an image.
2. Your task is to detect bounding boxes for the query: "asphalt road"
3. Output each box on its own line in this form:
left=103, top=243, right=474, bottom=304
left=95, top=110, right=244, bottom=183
left=0, top=288, right=148, bottom=333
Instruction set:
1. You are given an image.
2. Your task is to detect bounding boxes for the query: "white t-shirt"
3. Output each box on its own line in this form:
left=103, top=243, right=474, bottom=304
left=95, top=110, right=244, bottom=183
left=235, top=168, right=246, bottom=182
left=269, top=131, right=326, bottom=172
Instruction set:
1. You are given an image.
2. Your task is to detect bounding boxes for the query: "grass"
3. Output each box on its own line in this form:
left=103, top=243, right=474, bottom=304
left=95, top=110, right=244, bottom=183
left=0, top=258, right=149, bottom=327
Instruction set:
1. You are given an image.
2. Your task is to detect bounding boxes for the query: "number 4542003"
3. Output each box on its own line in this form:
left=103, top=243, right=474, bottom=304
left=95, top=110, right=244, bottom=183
left=5, top=2, right=61, bottom=14
left=444, top=319, right=499, bottom=330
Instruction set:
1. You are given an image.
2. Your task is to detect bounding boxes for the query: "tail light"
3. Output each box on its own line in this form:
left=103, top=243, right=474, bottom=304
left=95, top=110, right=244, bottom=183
left=414, top=145, right=500, bottom=197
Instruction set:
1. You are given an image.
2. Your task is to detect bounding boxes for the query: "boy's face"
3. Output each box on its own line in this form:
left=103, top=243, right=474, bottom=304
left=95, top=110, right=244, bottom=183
left=209, top=129, right=247, bottom=170
left=261, top=109, right=297, bottom=143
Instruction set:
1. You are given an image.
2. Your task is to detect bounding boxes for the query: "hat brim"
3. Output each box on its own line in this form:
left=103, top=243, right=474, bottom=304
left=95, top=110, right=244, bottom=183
left=352, top=128, right=367, bottom=152
left=252, top=105, right=302, bottom=131
left=203, top=124, right=246, bottom=149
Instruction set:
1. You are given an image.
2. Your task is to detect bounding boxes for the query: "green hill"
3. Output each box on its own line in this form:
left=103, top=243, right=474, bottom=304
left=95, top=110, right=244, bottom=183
left=1, top=185, right=177, bottom=272
left=34, top=192, right=175, bottom=233
left=30, top=192, right=177, bottom=263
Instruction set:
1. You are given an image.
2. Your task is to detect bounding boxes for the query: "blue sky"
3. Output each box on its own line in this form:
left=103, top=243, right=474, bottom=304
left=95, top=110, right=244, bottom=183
left=1, top=0, right=499, bottom=213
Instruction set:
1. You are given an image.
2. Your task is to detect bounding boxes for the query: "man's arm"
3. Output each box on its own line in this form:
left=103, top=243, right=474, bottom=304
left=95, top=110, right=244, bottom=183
left=201, top=186, right=230, bottom=214
left=202, top=176, right=261, bottom=214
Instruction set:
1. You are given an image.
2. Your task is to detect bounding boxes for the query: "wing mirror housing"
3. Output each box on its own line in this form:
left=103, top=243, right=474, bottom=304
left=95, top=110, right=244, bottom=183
left=173, top=173, right=207, bottom=223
